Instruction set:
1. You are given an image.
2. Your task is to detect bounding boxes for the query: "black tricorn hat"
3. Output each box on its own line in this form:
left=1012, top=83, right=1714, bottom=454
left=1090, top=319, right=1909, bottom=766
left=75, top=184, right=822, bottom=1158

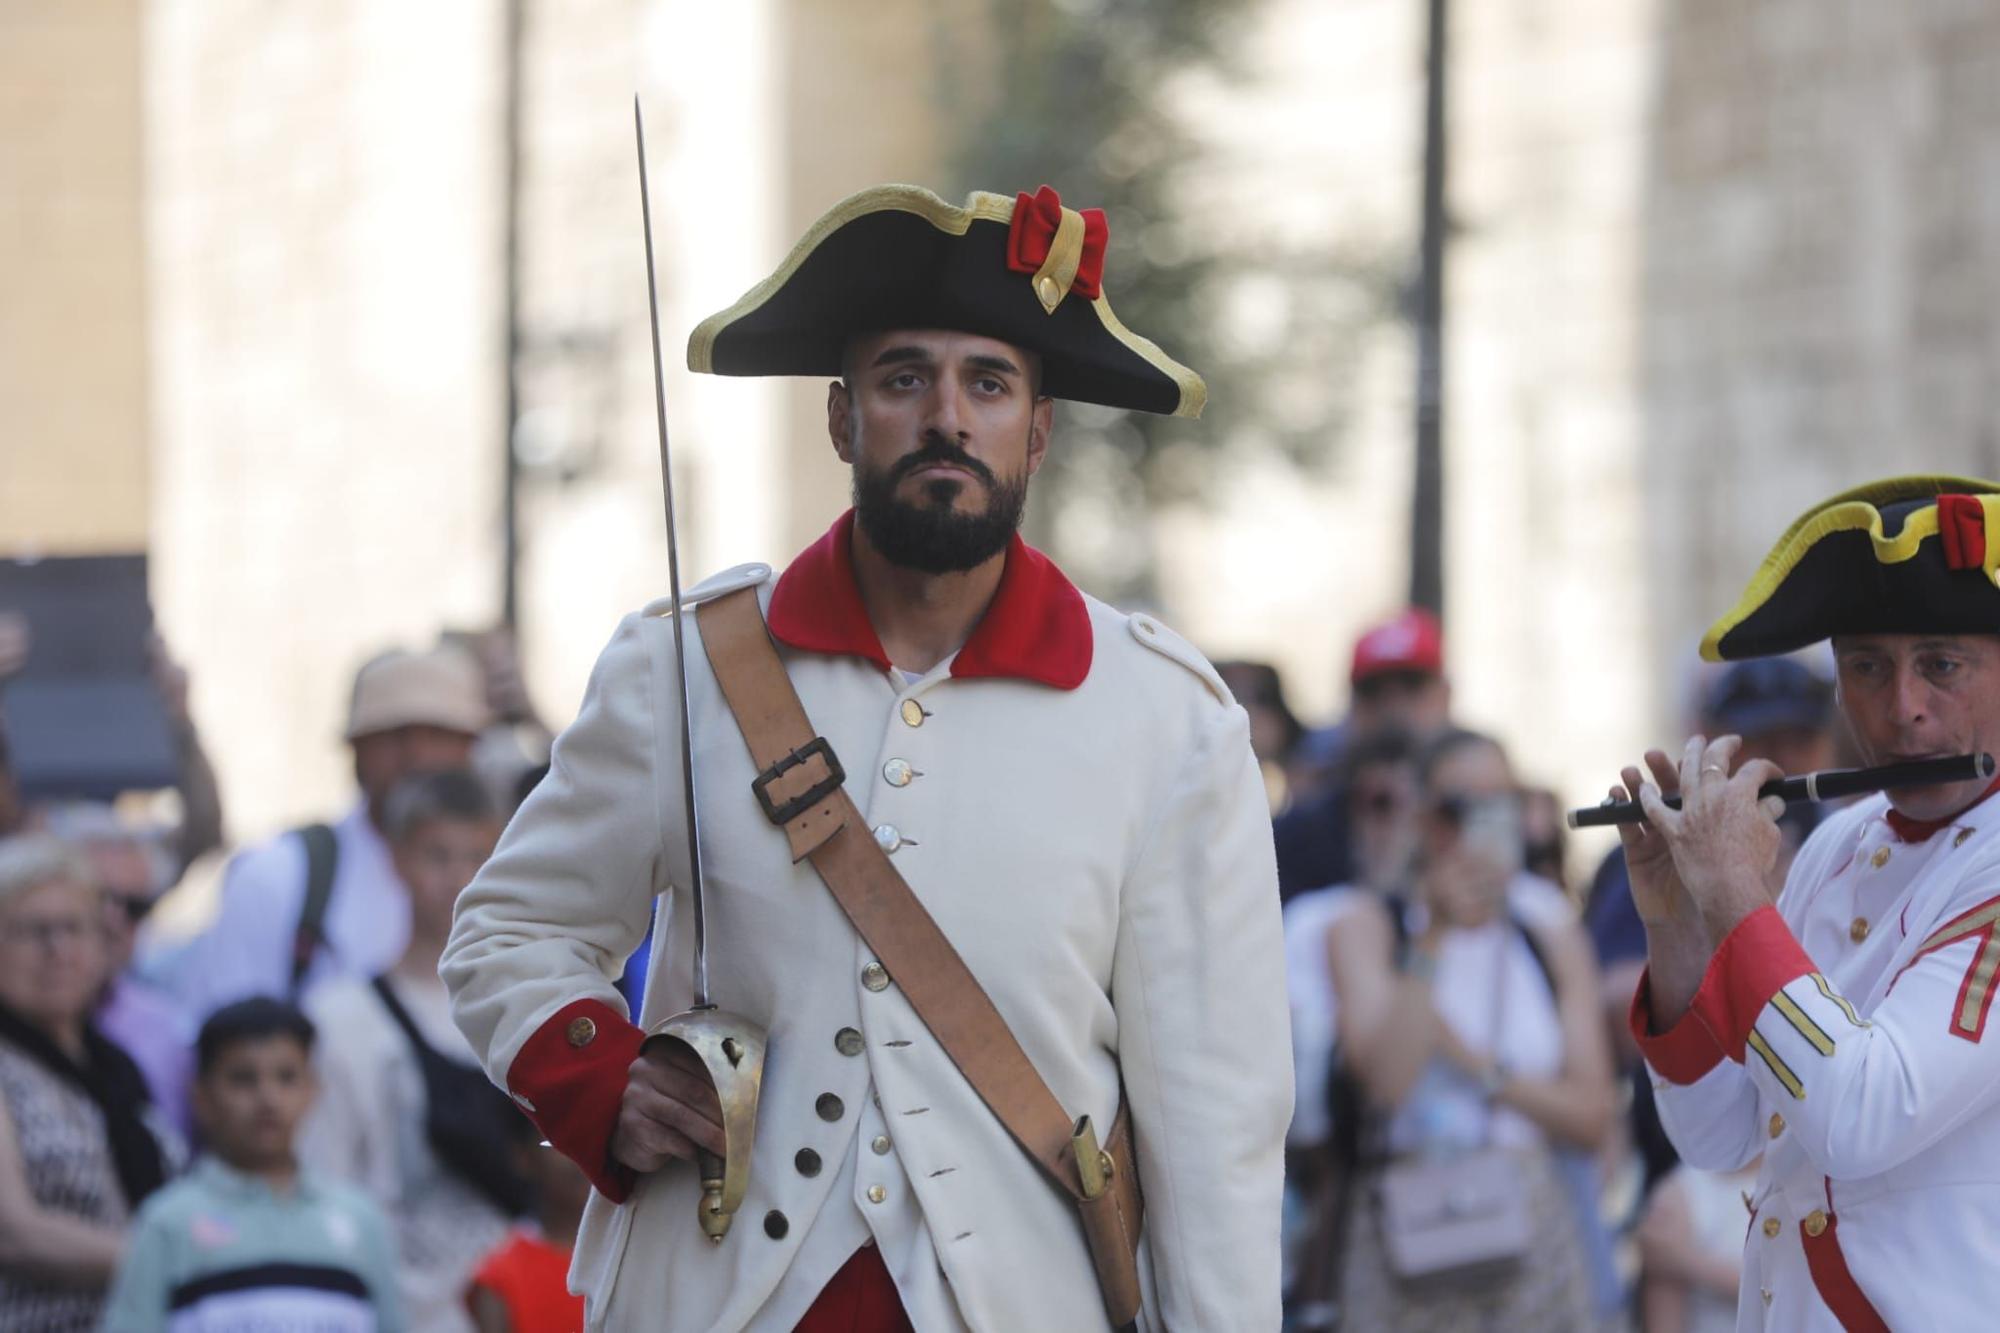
left=1702, top=475, right=2000, bottom=661
left=686, top=184, right=1204, bottom=418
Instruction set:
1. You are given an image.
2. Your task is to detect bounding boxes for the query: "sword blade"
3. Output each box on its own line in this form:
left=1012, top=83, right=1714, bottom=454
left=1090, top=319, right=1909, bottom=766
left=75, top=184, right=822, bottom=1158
left=634, top=97, right=712, bottom=1008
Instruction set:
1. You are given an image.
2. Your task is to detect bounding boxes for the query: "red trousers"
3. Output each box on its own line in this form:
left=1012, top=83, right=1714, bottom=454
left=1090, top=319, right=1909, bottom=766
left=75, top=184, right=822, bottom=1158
left=794, top=1244, right=914, bottom=1333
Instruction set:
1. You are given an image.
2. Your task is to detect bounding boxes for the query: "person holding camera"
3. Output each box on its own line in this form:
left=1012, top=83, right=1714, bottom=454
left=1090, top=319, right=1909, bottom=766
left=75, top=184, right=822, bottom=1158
left=1321, top=728, right=1615, bottom=1330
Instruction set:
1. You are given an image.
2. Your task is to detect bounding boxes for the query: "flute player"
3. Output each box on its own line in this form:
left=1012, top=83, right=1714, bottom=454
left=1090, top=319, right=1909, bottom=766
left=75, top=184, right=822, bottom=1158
left=1616, top=475, right=2000, bottom=1330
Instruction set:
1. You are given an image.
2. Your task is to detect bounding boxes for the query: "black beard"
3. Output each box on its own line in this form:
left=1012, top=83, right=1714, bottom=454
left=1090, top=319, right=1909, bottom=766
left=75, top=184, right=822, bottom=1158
left=852, top=435, right=1029, bottom=575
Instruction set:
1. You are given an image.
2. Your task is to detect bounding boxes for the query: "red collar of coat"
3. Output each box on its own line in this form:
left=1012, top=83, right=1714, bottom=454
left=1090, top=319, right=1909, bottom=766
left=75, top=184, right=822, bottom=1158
left=766, top=512, right=1092, bottom=690
left=1884, top=774, right=2000, bottom=843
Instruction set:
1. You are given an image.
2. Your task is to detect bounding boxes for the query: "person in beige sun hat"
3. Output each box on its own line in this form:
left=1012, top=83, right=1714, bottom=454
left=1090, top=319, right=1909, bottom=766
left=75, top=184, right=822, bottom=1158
left=159, top=644, right=490, bottom=1022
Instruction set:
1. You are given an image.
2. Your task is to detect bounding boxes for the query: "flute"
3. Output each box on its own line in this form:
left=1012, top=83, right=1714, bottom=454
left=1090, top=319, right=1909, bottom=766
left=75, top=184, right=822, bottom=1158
left=1567, top=752, right=1996, bottom=829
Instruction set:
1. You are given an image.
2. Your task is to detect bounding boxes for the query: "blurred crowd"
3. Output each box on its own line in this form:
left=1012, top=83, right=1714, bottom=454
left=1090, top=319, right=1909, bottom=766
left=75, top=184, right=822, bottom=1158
left=0, top=598, right=1846, bottom=1332
left=1230, top=612, right=1841, bottom=1332
left=0, top=627, right=590, bottom=1333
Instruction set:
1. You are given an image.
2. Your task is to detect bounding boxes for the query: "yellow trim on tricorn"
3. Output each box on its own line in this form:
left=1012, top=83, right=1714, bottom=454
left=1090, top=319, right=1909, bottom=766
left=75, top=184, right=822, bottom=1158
left=1031, top=206, right=1086, bottom=315
left=1087, top=295, right=1207, bottom=419
left=686, top=185, right=1016, bottom=374
left=1698, top=475, right=2000, bottom=661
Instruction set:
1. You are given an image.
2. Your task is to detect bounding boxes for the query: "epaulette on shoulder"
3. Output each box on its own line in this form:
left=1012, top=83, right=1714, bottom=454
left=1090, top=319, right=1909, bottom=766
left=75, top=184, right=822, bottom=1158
left=641, top=562, right=772, bottom=618
left=1127, top=611, right=1232, bottom=706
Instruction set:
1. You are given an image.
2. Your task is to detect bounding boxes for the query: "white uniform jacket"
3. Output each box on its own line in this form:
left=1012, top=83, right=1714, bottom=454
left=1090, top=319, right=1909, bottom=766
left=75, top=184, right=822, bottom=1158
left=442, top=516, right=1292, bottom=1332
left=1632, top=791, right=2000, bottom=1330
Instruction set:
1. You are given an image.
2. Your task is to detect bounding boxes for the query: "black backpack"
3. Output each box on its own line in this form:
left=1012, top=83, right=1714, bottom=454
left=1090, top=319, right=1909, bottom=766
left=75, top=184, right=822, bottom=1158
left=288, top=824, right=340, bottom=999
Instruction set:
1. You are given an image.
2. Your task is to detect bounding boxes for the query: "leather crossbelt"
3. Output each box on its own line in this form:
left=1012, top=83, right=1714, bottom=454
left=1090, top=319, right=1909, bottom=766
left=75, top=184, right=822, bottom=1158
left=696, top=588, right=1146, bottom=1328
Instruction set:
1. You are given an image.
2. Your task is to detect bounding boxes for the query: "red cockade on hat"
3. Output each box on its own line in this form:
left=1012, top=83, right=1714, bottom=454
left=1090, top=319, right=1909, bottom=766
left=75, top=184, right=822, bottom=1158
left=1938, top=493, right=1987, bottom=571
left=1005, top=185, right=1108, bottom=299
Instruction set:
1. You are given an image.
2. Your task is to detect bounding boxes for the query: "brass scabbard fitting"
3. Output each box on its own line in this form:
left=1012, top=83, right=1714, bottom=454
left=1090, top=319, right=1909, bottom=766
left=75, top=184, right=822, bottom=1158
left=1071, top=1115, right=1116, bottom=1200
left=646, top=1007, right=766, bottom=1241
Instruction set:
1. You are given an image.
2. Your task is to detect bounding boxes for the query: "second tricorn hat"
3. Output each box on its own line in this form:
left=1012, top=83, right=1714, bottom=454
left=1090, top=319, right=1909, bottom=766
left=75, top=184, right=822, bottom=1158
left=1702, top=475, right=2000, bottom=661
left=687, top=184, right=1204, bottom=418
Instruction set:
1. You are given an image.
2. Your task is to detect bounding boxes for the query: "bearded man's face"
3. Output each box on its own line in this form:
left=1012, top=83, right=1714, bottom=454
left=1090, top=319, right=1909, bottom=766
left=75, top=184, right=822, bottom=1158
left=829, top=329, right=1051, bottom=574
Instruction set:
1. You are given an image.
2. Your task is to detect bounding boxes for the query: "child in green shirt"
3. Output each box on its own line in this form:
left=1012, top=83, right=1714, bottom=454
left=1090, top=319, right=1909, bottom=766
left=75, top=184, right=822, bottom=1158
left=100, top=998, right=403, bottom=1332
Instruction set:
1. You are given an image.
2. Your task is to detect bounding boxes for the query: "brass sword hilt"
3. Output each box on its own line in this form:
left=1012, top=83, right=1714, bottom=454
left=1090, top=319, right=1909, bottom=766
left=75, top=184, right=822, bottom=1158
left=645, top=1007, right=766, bottom=1242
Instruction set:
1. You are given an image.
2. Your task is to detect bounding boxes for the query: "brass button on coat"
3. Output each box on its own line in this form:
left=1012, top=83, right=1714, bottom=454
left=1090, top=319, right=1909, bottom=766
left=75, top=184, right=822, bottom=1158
left=764, top=1210, right=789, bottom=1239
left=1768, top=1113, right=1785, bottom=1139
left=795, top=1148, right=822, bottom=1177
left=835, top=1027, right=865, bottom=1056
left=1762, top=1216, right=1781, bottom=1239
left=565, top=1017, right=597, bottom=1048
left=900, top=699, right=925, bottom=728
left=871, top=1134, right=892, bottom=1155
left=1850, top=916, right=1870, bottom=944
left=883, top=759, right=916, bottom=787
left=867, top=1184, right=888, bottom=1204
left=816, top=1093, right=845, bottom=1122
left=1956, top=827, right=1976, bottom=847
left=1805, top=1209, right=1828, bottom=1237
left=873, top=824, right=904, bottom=854
left=861, top=961, right=890, bottom=992
left=1871, top=846, right=1891, bottom=868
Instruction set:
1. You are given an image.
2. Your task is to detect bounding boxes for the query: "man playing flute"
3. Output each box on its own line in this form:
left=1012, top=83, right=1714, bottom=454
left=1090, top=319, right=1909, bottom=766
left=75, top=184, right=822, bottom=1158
left=1620, top=475, right=2000, bottom=1329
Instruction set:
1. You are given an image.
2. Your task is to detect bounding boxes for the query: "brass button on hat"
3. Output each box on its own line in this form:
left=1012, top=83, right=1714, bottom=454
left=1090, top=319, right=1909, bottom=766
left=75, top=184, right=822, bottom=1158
left=867, top=1184, right=888, bottom=1205
left=1768, top=1113, right=1785, bottom=1139
left=1871, top=846, right=1891, bottom=869
left=816, top=1093, right=845, bottom=1122
left=873, top=824, right=904, bottom=854
left=1850, top=916, right=1870, bottom=944
left=900, top=699, right=925, bottom=728
left=834, top=1027, right=865, bottom=1057
left=883, top=759, right=916, bottom=788
left=871, top=1134, right=892, bottom=1155
left=1763, top=1216, right=1782, bottom=1239
left=861, top=961, right=890, bottom=992
left=566, top=1016, right=597, bottom=1048
left=1805, top=1209, right=1829, bottom=1237
left=794, top=1148, right=822, bottom=1178
left=764, top=1210, right=789, bottom=1239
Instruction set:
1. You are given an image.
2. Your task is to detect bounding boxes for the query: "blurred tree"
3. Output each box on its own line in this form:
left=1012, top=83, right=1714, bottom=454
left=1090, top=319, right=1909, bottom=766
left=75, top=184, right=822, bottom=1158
left=929, top=0, right=1388, bottom=601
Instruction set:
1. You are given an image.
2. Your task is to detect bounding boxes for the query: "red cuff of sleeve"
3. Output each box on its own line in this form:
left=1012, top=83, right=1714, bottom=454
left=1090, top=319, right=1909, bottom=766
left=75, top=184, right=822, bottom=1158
left=506, top=998, right=645, bottom=1202
left=1690, top=905, right=1816, bottom=1062
left=1629, top=966, right=1725, bottom=1084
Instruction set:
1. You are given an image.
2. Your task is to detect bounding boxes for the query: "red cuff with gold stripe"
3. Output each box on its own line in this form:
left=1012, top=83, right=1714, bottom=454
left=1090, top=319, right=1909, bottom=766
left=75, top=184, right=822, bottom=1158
left=506, top=998, right=645, bottom=1202
left=1629, top=967, right=1725, bottom=1084
left=1690, top=906, right=1816, bottom=1062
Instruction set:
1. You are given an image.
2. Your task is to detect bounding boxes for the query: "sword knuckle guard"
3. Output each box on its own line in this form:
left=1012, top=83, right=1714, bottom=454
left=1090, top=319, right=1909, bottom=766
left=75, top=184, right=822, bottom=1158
left=646, top=1009, right=767, bottom=1242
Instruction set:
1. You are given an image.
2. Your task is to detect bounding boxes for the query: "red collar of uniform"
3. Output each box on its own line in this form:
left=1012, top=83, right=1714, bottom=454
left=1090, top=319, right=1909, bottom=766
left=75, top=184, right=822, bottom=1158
left=765, top=511, right=1093, bottom=690
left=1884, top=774, right=2000, bottom=842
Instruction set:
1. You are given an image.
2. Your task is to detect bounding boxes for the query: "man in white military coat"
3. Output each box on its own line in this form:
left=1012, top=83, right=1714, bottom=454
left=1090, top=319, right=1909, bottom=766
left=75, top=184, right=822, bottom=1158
left=442, top=183, right=1291, bottom=1331
left=1616, top=476, right=2000, bottom=1330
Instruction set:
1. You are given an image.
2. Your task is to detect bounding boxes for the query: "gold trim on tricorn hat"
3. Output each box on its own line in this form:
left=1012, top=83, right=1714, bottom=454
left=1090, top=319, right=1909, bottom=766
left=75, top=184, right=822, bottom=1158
left=686, top=183, right=1204, bottom=418
left=1701, top=474, right=2000, bottom=661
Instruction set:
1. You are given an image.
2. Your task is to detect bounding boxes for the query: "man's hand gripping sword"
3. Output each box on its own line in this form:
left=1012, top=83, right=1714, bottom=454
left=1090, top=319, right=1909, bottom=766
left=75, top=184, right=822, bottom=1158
left=634, top=97, right=766, bottom=1243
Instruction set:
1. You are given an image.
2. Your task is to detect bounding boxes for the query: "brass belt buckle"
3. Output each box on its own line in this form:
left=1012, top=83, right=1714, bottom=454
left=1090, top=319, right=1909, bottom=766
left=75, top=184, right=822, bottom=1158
left=645, top=1008, right=766, bottom=1241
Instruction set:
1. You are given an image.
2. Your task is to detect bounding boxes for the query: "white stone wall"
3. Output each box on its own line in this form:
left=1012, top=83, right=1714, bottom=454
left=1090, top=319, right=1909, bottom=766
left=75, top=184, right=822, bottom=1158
left=143, top=0, right=788, bottom=846
left=1641, top=0, right=2000, bottom=670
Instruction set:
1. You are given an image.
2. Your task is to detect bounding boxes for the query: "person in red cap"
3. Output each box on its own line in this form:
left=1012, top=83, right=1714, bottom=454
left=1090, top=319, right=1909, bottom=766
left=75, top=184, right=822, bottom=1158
left=1273, top=609, right=1454, bottom=902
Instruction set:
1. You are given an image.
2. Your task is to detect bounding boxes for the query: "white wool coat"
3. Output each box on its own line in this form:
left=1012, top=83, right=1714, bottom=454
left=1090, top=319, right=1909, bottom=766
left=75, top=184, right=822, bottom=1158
left=443, top=561, right=1292, bottom=1332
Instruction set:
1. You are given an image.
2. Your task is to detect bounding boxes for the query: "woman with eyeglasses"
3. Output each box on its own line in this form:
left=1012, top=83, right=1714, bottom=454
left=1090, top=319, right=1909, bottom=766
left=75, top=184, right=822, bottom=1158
left=0, top=834, right=177, bottom=1332
left=1320, top=729, right=1617, bottom=1331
